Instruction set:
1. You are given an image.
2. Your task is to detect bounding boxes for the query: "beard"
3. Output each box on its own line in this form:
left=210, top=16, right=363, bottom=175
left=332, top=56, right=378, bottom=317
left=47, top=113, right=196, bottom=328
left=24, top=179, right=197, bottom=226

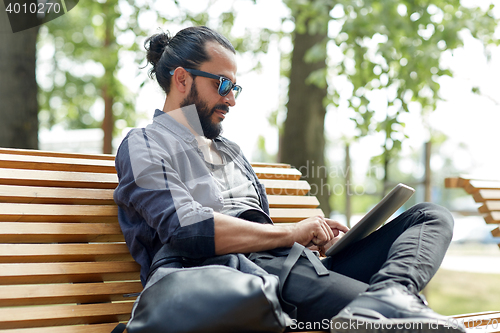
left=180, top=80, right=228, bottom=139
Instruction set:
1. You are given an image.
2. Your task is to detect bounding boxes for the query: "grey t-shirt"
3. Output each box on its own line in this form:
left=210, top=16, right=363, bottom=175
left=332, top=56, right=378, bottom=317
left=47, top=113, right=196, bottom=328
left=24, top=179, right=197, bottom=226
left=205, top=153, right=261, bottom=217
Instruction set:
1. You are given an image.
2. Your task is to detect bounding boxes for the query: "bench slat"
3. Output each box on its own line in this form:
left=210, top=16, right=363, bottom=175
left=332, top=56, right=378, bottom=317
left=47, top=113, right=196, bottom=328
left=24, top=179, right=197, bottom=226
left=250, top=162, right=290, bottom=168
left=454, top=311, right=500, bottom=329
left=0, top=168, right=117, bottom=189
left=0, top=322, right=125, bottom=333
left=485, top=212, right=500, bottom=224
left=465, top=180, right=500, bottom=194
left=267, top=195, right=319, bottom=208
left=0, top=169, right=314, bottom=194
left=0, top=302, right=133, bottom=330
left=0, top=154, right=116, bottom=174
left=260, top=179, right=311, bottom=196
left=0, top=150, right=293, bottom=174
left=0, top=185, right=115, bottom=205
left=446, top=174, right=500, bottom=184
left=0, top=261, right=140, bottom=285
left=269, top=208, right=324, bottom=223
left=468, top=326, right=500, bottom=333
left=0, top=244, right=132, bottom=263
left=479, top=201, right=500, bottom=214
left=253, top=167, right=301, bottom=180
left=0, top=183, right=320, bottom=207
left=474, top=190, right=500, bottom=202
left=0, top=203, right=117, bottom=223
left=0, top=147, right=115, bottom=161
left=0, top=281, right=142, bottom=307
left=0, top=222, right=124, bottom=243
left=0, top=203, right=322, bottom=224
left=444, top=177, right=460, bottom=188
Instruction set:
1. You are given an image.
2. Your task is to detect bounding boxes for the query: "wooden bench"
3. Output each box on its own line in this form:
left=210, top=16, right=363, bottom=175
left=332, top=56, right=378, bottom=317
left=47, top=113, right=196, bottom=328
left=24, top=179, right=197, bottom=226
left=445, top=175, right=500, bottom=249
left=0, top=147, right=326, bottom=332
left=0, top=147, right=498, bottom=332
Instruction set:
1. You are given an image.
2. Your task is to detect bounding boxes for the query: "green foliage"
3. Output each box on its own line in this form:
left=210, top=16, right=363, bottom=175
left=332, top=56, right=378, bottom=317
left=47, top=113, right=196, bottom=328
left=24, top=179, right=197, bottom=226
left=276, top=0, right=498, bottom=214
left=251, top=135, right=276, bottom=163
left=37, top=0, right=278, bottom=140
left=284, top=0, right=334, bottom=35
left=330, top=0, right=498, bottom=177
left=37, top=0, right=144, bottom=133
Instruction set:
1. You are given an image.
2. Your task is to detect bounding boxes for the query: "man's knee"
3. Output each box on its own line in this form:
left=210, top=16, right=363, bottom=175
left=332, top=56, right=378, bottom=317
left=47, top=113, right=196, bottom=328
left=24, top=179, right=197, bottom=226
left=409, top=202, right=454, bottom=234
left=411, top=202, right=453, bottom=221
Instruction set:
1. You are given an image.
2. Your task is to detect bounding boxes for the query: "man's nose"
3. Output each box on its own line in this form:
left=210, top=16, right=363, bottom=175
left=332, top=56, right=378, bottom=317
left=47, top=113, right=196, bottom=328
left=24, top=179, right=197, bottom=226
left=223, top=89, right=236, bottom=107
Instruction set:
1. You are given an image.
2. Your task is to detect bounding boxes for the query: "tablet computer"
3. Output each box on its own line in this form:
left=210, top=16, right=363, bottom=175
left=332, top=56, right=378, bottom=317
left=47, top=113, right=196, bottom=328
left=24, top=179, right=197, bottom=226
left=325, top=183, right=415, bottom=257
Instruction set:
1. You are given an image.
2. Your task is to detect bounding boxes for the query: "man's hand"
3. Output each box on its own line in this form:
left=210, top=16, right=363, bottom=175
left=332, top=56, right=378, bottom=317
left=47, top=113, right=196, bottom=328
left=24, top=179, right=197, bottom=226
left=318, top=219, right=349, bottom=255
left=213, top=213, right=348, bottom=255
left=309, top=230, right=347, bottom=256
left=290, top=216, right=349, bottom=249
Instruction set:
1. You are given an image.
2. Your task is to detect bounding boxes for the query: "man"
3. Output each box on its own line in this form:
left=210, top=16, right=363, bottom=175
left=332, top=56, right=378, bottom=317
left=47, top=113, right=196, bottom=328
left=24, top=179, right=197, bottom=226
left=114, top=26, right=464, bottom=332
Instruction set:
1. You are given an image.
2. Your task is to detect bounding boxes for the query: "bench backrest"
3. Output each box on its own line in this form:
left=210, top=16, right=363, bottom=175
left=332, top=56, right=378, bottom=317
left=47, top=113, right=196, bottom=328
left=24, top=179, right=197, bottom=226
left=0, top=147, right=323, bottom=332
left=445, top=176, right=500, bottom=246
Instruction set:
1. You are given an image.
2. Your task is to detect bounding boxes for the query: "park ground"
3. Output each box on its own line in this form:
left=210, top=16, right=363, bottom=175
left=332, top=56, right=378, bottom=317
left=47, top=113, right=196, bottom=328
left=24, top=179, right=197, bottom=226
left=427, top=243, right=500, bottom=315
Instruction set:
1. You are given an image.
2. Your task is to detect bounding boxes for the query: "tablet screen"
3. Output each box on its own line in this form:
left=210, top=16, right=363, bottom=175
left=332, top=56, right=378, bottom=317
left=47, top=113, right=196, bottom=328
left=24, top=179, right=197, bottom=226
left=325, top=183, right=415, bottom=257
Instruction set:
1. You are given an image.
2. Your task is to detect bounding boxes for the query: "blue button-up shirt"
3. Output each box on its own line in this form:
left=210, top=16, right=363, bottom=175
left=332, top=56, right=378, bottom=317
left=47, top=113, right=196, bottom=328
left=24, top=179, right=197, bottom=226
left=114, top=109, right=271, bottom=285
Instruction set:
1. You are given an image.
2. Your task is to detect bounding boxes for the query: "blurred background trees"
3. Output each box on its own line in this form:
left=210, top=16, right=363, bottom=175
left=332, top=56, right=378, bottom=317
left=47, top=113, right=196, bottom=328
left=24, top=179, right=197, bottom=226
left=37, top=0, right=147, bottom=154
left=35, top=0, right=272, bottom=153
left=279, top=0, right=498, bottom=215
left=0, top=0, right=498, bottom=215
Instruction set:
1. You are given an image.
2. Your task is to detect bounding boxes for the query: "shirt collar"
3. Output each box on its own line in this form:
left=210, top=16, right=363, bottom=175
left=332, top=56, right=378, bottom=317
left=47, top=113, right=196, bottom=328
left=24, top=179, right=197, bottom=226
left=152, top=109, right=197, bottom=143
left=152, top=109, right=225, bottom=145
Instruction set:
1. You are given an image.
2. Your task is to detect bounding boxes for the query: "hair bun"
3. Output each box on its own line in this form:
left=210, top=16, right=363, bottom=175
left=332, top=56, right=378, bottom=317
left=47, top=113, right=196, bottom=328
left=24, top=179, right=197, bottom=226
left=145, top=31, right=171, bottom=71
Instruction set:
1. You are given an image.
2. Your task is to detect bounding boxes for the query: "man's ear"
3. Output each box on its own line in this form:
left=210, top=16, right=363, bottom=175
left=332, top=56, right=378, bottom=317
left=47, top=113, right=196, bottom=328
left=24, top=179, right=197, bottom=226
left=171, top=68, right=192, bottom=95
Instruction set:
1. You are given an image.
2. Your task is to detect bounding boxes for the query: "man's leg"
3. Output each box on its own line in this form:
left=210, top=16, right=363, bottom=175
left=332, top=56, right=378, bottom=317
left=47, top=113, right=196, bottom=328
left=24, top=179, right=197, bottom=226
left=253, top=202, right=455, bottom=327
left=250, top=253, right=369, bottom=327
left=323, top=202, right=454, bottom=293
left=324, top=202, right=463, bottom=332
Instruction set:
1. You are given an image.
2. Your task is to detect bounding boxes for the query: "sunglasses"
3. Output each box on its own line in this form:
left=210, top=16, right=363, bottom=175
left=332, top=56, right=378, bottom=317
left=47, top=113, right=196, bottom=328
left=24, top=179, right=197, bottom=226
left=170, top=68, right=242, bottom=99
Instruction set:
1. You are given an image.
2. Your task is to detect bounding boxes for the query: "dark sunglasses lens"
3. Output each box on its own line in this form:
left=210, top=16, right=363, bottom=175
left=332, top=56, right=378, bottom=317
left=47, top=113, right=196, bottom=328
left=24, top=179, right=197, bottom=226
left=219, top=79, right=232, bottom=96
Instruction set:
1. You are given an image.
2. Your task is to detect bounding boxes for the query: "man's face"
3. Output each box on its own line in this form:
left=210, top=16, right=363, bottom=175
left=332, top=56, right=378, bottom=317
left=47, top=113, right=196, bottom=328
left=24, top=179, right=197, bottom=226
left=180, top=79, right=225, bottom=139
left=180, top=42, right=238, bottom=139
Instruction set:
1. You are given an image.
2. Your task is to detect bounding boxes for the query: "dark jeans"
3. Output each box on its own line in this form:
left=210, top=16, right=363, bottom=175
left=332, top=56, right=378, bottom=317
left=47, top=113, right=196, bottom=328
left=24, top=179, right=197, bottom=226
left=250, top=202, right=454, bottom=325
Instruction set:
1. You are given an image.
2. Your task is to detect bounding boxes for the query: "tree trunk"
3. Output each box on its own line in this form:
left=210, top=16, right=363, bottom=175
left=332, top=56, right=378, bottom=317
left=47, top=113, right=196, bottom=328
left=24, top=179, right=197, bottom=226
left=382, top=144, right=390, bottom=198
left=102, top=85, right=114, bottom=154
left=345, top=143, right=352, bottom=227
left=101, top=0, right=119, bottom=154
left=424, top=141, right=432, bottom=202
left=0, top=6, right=39, bottom=149
left=280, top=11, right=331, bottom=216
left=101, top=1, right=115, bottom=154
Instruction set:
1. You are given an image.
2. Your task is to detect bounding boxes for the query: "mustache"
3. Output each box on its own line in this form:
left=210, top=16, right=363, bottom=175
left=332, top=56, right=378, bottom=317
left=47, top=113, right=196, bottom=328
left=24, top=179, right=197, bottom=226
left=213, top=104, right=229, bottom=113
